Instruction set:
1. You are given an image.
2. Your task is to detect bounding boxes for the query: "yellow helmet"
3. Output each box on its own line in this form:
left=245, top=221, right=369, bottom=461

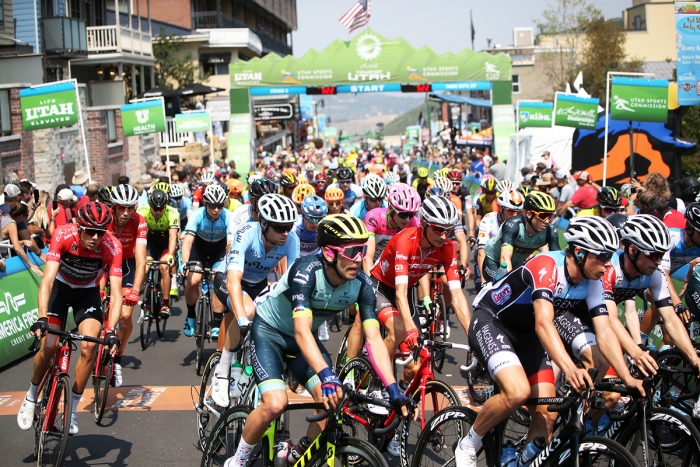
left=292, top=184, right=316, bottom=205
left=524, top=191, right=556, bottom=213
left=317, top=214, right=369, bottom=246
left=417, top=167, right=429, bottom=178
left=152, top=181, right=170, bottom=194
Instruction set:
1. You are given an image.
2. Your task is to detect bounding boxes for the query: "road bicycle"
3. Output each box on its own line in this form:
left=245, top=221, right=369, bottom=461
left=426, top=269, right=449, bottom=373
left=92, top=307, right=115, bottom=425
left=192, top=267, right=215, bottom=376
left=28, top=328, right=109, bottom=467
left=139, top=260, right=170, bottom=349
left=201, top=387, right=394, bottom=467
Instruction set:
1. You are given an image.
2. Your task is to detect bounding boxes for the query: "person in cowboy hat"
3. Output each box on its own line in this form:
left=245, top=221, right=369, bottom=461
left=71, top=170, right=90, bottom=199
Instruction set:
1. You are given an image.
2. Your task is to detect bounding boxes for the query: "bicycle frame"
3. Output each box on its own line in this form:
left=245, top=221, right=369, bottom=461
left=92, top=309, right=114, bottom=381
left=39, top=336, right=73, bottom=432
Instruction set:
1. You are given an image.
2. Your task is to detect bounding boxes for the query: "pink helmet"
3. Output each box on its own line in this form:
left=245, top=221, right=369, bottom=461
left=388, top=183, right=421, bottom=213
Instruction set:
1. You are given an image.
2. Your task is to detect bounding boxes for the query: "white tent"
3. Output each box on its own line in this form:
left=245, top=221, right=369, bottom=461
left=504, top=125, right=576, bottom=184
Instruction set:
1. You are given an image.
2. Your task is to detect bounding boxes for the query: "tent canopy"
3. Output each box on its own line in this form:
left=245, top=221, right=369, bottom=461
left=428, top=92, right=492, bottom=107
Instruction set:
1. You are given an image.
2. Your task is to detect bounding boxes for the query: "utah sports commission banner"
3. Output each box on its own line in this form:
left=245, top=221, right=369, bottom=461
left=676, top=2, right=700, bottom=105
left=610, top=77, right=668, bottom=123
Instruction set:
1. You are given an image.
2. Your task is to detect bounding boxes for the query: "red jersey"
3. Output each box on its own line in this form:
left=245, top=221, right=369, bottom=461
left=663, top=209, right=686, bottom=229
left=371, top=226, right=461, bottom=290
left=107, top=213, right=147, bottom=259
left=192, top=187, right=205, bottom=205
left=47, top=224, right=122, bottom=288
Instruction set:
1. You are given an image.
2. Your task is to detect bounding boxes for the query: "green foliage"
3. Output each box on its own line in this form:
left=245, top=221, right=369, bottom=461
left=383, top=101, right=431, bottom=136
left=152, top=26, right=210, bottom=89
left=682, top=107, right=700, bottom=177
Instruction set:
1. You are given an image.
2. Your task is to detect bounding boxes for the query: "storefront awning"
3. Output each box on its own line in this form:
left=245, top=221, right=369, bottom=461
left=428, top=92, right=491, bottom=107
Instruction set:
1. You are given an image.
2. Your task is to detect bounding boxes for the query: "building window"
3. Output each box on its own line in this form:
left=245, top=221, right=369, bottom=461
left=107, top=109, right=117, bottom=142
left=512, top=74, right=520, bottom=94
left=633, top=16, right=643, bottom=30
left=0, top=90, right=11, bottom=136
left=0, top=1, right=4, bottom=22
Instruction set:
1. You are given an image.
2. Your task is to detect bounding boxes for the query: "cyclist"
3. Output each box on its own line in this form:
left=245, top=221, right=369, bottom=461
left=349, top=174, right=387, bottom=221
left=97, top=185, right=113, bottom=205
left=576, top=186, right=623, bottom=218
left=225, top=179, right=244, bottom=212
left=411, top=167, right=433, bottom=200
left=18, top=203, right=122, bottom=435
left=393, top=157, right=410, bottom=183
left=192, top=171, right=216, bottom=209
left=223, top=214, right=411, bottom=467
left=329, top=167, right=362, bottom=210
left=324, top=187, right=347, bottom=215
left=169, top=184, right=191, bottom=228
left=474, top=178, right=499, bottom=226
left=481, top=191, right=560, bottom=283
left=231, top=178, right=277, bottom=228
left=291, top=183, right=317, bottom=215
left=137, top=189, right=180, bottom=316
left=384, top=171, right=400, bottom=185
left=279, top=173, right=298, bottom=200
left=106, top=184, right=147, bottom=387
left=180, top=184, right=236, bottom=337
left=312, top=172, right=328, bottom=197
left=296, top=195, right=327, bottom=256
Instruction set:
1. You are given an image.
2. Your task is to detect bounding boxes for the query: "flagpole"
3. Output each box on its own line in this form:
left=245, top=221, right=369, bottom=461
left=470, top=10, right=474, bottom=50
left=73, top=79, right=93, bottom=185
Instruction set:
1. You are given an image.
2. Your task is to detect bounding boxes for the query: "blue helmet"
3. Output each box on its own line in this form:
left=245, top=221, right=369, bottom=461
left=427, top=186, right=446, bottom=198
left=301, top=195, right=328, bottom=218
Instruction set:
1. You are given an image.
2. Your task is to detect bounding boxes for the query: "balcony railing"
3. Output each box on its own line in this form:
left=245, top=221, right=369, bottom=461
left=192, top=11, right=292, bottom=56
left=160, top=119, right=193, bottom=148
left=86, top=25, right=152, bottom=56
left=43, top=17, right=87, bottom=56
left=258, top=34, right=292, bottom=56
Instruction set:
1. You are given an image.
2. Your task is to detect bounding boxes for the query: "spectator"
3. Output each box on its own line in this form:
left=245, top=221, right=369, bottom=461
left=31, top=191, right=50, bottom=237
left=562, top=170, right=597, bottom=211
left=488, top=154, right=506, bottom=180
left=70, top=169, right=89, bottom=199
left=1, top=184, right=21, bottom=215
left=1, top=202, right=43, bottom=276
left=78, top=183, right=100, bottom=208
left=541, top=151, right=553, bottom=169
left=470, top=150, right=485, bottom=177
left=534, top=162, right=547, bottom=176
left=46, top=188, right=77, bottom=240
left=638, top=192, right=686, bottom=229
left=117, top=175, right=130, bottom=185
left=536, top=173, right=556, bottom=197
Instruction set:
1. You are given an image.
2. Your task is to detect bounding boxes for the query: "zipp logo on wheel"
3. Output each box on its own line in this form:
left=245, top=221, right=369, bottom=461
left=429, top=410, right=466, bottom=431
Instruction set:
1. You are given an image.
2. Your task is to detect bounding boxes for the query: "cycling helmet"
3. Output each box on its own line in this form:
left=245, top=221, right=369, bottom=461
left=219, top=182, right=231, bottom=197
left=292, top=184, right=316, bottom=205
left=97, top=186, right=113, bottom=204
left=280, top=173, right=297, bottom=187
left=324, top=187, right=345, bottom=202
left=249, top=178, right=277, bottom=200
left=619, top=214, right=671, bottom=254
left=77, top=202, right=113, bottom=230
left=226, top=179, right=244, bottom=196
left=446, top=170, right=463, bottom=182
left=314, top=172, right=328, bottom=183
left=362, top=174, right=388, bottom=199
left=388, top=183, right=421, bottom=212
left=317, top=214, right=369, bottom=247
left=152, top=181, right=170, bottom=194
left=497, top=190, right=525, bottom=211
left=518, top=186, right=532, bottom=197
left=433, top=177, right=453, bottom=193
left=169, top=184, right=184, bottom=199
left=148, top=189, right=169, bottom=209
left=384, top=172, right=400, bottom=184
left=304, top=162, right=315, bottom=172
left=605, top=213, right=628, bottom=237
left=201, top=172, right=216, bottom=184
left=432, top=170, right=442, bottom=180
left=596, top=186, right=622, bottom=209
left=496, top=180, right=515, bottom=194
left=257, top=194, right=298, bottom=223
left=302, top=195, right=328, bottom=218
left=480, top=178, right=497, bottom=194
left=483, top=173, right=495, bottom=181
left=564, top=216, right=619, bottom=254
left=336, top=167, right=354, bottom=182
left=439, top=167, right=450, bottom=178
left=620, top=183, right=633, bottom=199
left=420, top=196, right=459, bottom=225
left=686, top=202, right=700, bottom=231
left=523, top=191, right=556, bottom=213
left=427, top=187, right=446, bottom=198
left=203, top=184, right=227, bottom=204
left=110, top=184, right=139, bottom=206
left=417, top=167, right=429, bottom=178
left=247, top=173, right=262, bottom=184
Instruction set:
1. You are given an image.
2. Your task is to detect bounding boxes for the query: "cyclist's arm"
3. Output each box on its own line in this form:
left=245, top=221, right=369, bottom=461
left=590, top=309, right=638, bottom=385
left=455, top=229, right=468, bottom=268
left=623, top=300, right=642, bottom=344
left=477, top=248, right=486, bottom=279
left=533, top=299, right=580, bottom=378
left=132, top=243, right=147, bottom=292
left=443, top=244, right=471, bottom=327
left=181, top=233, right=194, bottom=265
left=37, top=261, right=60, bottom=319
left=657, top=301, right=700, bottom=367
left=167, top=228, right=178, bottom=258
left=226, top=269, right=248, bottom=321
left=363, top=235, right=376, bottom=275
left=546, top=225, right=561, bottom=251
left=663, top=267, right=683, bottom=308
left=106, top=243, right=124, bottom=329
left=278, top=256, right=288, bottom=277
left=499, top=218, right=519, bottom=270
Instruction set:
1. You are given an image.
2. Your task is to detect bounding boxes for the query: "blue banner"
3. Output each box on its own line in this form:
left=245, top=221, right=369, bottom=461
left=676, top=2, right=700, bottom=105
left=299, top=95, right=314, bottom=120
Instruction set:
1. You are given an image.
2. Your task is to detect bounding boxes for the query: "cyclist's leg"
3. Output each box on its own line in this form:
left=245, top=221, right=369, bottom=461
left=374, top=280, right=404, bottom=357
left=116, top=257, right=137, bottom=358
left=345, top=311, right=363, bottom=359
left=213, top=271, right=231, bottom=351
left=30, top=283, right=68, bottom=386
left=157, top=248, right=171, bottom=309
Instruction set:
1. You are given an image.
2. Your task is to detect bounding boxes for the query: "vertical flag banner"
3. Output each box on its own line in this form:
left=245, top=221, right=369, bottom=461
left=553, top=93, right=599, bottom=130
left=120, top=99, right=166, bottom=137
left=174, top=111, right=211, bottom=132
left=610, top=77, right=668, bottom=123
left=20, top=82, right=78, bottom=131
left=492, top=104, right=516, bottom=160
left=517, top=102, right=553, bottom=128
left=299, top=95, right=314, bottom=120
left=406, top=125, right=420, bottom=141
left=676, top=2, right=700, bottom=105
left=229, top=114, right=252, bottom=177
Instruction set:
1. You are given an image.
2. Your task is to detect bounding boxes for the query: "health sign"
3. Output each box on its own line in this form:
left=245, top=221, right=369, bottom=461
left=121, top=99, right=166, bottom=137
left=610, top=77, right=668, bottom=123
left=518, top=102, right=553, bottom=128
left=553, top=93, right=599, bottom=130
left=174, top=111, right=211, bottom=133
left=20, top=82, right=79, bottom=131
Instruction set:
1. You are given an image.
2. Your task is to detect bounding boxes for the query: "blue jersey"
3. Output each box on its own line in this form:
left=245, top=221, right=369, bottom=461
left=176, top=197, right=192, bottom=220
left=184, top=207, right=236, bottom=243
left=217, top=222, right=300, bottom=284
left=294, top=220, right=320, bottom=255
left=349, top=200, right=387, bottom=222
left=663, top=228, right=700, bottom=280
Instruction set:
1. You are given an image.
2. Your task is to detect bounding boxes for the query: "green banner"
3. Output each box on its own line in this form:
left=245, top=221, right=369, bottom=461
left=229, top=113, right=252, bottom=182
left=121, top=99, right=166, bottom=137
left=406, top=125, right=420, bottom=140
left=492, top=104, right=516, bottom=160
left=610, top=77, right=669, bottom=123
left=175, top=111, right=211, bottom=133
left=518, top=101, right=553, bottom=128
left=553, top=93, right=599, bottom=130
left=19, top=82, right=79, bottom=131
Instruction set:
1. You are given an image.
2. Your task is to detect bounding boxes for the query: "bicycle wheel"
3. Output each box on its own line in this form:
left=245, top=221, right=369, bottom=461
left=464, top=353, right=494, bottom=406
left=195, top=297, right=209, bottom=376
left=307, top=436, right=389, bottom=467
left=559, top=436, right=642, bottom=467
left=36, top=374, right=71, bottom=467
left=400, top=379, right=464, bottom=467
left=93, top=346, right=112, bottom=424
left=155, top=284, right=166, bottom=338
left=197, top=351, right=222, bottom=450
left=140, top=283, right=154, bottom=350
left=201, top=405, right=252, bottom=467
left=335, top=325, right=355, bottom=374
left=654, top=348, right=699, bottom=417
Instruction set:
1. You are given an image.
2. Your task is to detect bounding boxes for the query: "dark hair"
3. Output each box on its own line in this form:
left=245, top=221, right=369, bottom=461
left=19, top=180, right=33, bottom=193
left=117, top=176, right=130, bottom=185
left=54, top=184, right=70, bottom=199
left=647, top=194, right=669, bottom=212
left=9, top=202, right=28, bottom=218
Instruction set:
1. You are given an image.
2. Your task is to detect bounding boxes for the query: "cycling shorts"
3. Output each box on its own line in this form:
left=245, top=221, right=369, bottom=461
left=482, top=256, right=500, bottom=284
left=468, top=308, right=554, bottom=386
left=372, top=276, right=419, bottom=328
left=250, top=315, right=332, bottom=395
left=47, top=281, right=103, bottom=328
left=213, top=272, right=268, bottom=312
left=189, top=237, right=227, bottom=270
left=146, top=232, right=170, bottom=259
left=121, top=257, right=136, bottom=289
left=553, top=311, right=597, bottom=361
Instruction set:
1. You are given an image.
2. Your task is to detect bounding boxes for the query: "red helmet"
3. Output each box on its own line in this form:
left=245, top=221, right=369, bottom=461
left=314, top=172, right=328, bottom=182
left=77, top=202, right=113, bottom=230
left=446, top=170, right=463, bottom=182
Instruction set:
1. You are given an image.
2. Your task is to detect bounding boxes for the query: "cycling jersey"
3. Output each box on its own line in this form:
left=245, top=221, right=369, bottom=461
left=371, top=226, right=461, bottom=290
left=226, top=198, right=242, bottom=212
left=137, top=205, right=180, bottom=235
left=365, top=207, right=420, bottom=262
left=662, top=228, right=700, bottom=279
left=217, top=222, right=300, bottom=285
left=184, top=207, right=236, bottom=243
left=107, top=213, right=147, bottom=259
left=174, top=197, right=192, bottom=220
left=47, top=223, right=123, bottom=288
left=294, top=220, right=321, bottom=256
left=475, top=194, right=499, bottom=217
left=349, top=200, right=387, bottom=222
left=484, top=215, right=560, bottom=267
left=602, top=251, right=672, bottom=308
left=412, top=179, right=433, bottom=200
left=327, top=182, right=362, bottom=209
left=477, top=211, right=500, bottom=249
left=231, top=203, right=254, bottom=229
left=449, top=194, right=463, bottom=220
left=192, top=186, right=205, bottom=206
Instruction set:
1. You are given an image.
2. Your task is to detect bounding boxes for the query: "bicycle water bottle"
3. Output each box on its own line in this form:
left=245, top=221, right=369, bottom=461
left=518, top=436, right=545, bottom=466
left=274, top=430, right=292, bottom=467
left=287, top=436, right=312, bottom=466
left=495, top=262, right=508, bottom=281
left=229, top=361, right=243, bottom=399
left=235, top=366, right=253, bottom=398
left=693, top=394, right=700, bottom=419
left=501, top=440, right=517, bottom=467
left=595, top=414, right=611, bottom=435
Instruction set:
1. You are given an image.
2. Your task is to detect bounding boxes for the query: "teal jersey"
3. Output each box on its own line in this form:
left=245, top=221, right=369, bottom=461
left=484, top=215, right=560, bottom=267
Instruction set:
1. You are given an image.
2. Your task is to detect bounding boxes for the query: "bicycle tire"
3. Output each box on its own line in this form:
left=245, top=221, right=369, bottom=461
left=195, top=297, right=208, bottom=376
left=37, top=374, right=71, bottom=467
left=334, top=325, right=355, bottom=374
left=155, top=285, right=166, bottom=338
left=197, top=351, right=222, bottom=451
left=557, top=436, right=642, bottom=467
left=93, top=347, right=112, bottom=424
left=431, top=299, right=448, bottom=374
left=201, top=405, right=252, bottom=467
left=464, top=352, right=494, bottom=406
left=400, top=379, right=465, bottom=467
left=654, top=348, right=699, bottom=417
left=140, top=283, right=154, bottom=350
left=307, top=436, right=389, bottom=467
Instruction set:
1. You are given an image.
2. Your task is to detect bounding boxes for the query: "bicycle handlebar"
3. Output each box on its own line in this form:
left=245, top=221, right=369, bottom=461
left=28, top=328, right=110, bottom=352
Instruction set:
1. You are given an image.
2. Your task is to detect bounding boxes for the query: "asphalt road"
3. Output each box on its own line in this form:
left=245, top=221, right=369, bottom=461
left=0, top=283, right=479, bottom=467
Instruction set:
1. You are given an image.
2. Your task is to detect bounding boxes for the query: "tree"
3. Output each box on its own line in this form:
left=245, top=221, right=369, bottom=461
left=577, top=18, right=643, bottom=103
left=682, top=107, right=700, bottom=177
left=152, top=26, right=209, bottom=89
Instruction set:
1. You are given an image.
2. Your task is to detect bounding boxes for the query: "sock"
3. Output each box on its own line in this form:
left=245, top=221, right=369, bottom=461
left=212, top=311, right=223, bottom=325
left=187, top=304, right=196, bottom=319
left=114, top=354, right=122, bottom=365
left=27, top=382, right=40, bottom=402
left=72, top=392, right=82, bottom=414
left=162, top=297, right=169, bottom=307
left=459, top=427, right=483, bottom=451
left=215, top=349, right=234, bottom=378
left=230, top=437, right=256, bottom=467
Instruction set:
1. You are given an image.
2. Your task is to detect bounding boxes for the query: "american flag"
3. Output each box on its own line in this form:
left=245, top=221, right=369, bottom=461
left=339, top=0, right=371, bottom=33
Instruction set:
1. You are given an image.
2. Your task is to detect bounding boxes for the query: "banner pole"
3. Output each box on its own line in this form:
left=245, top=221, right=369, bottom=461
left=603, top=72, right=611, bottom=187
left=162, top=98, right=171, bottom=185
left=628, top=121, right=635, bottom=181
left=515, top=102, right=520, bottom=181
left=73, top=79, right=93, bottom=184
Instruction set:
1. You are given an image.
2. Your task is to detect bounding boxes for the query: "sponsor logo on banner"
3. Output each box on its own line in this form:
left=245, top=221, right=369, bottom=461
left=485, top=62, right=501, bottom=80
left=356, top=33, right=382, bottom=61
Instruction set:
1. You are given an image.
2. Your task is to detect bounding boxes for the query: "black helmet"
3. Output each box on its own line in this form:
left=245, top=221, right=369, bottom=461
left=97, top=186, right=113, bottom=205
left=317, top=214, right=369, bottom=247
left=148, top=189, right=168, bottom=209
left=596, top=186, right=622, bottom=209
left=686, top=202, right=700, bottom=231
left=249, top=178, right=277, bottom=200
left=336, top=167, right=354, bottom=182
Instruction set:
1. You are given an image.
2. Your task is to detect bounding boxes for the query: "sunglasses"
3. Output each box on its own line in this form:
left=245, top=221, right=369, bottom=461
left=588, top=251, right=614, bottom=262
left=325, top=244, right=367, bottom=262
left=603, top=207, right=622, bottom=214
left=269, top=222, right=294, bottom=233
left=151, top=206, right=165, bottom=212
left=531, top=211, right=553, bottom=222
left=327, top=201, right=342, bottom=207
left=394, top=211, right=416, bottom=220
left=428, top=224, right=454, bottom=236
left=503, top=209, right=519, bottom=216
left=306, top=216, right=323, bottom=224
left=285, top=185, right=297, bottom=191
left=339, top=180, right=352, bottom=184
left=116, top=205, right=137, bottom=213
left=367, top=197, right=383, bottom=203
left=81, top=227, right=106, bottom=237
left=643, top=251, right=664, bottom=261
left=207, top=203, right=225, bottom=210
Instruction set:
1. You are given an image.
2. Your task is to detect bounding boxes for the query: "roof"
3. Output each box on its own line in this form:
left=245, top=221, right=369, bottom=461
left=643, top=61, right=676, bottom=81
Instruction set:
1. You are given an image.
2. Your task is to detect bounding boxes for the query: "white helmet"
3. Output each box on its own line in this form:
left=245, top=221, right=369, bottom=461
left=420, top=196, right=459, bottom=225
left=200, top=172, right=216, bottom=184
left=433, top=177, right=453, bottom=193
left=384, top=172, right=400, bottom=184
left=564, top=216, right=619, bottom=254
left=257, top=194, right=298, bottom=223
left=203, top=184, right=227, bottom=204
left=495, top=180, right=515, bottom=194
left=497, top=190, right=524, bottom=211
left=169, top=184, right=184, bottom=198
left=110, top=184, right=139, bottom=206
left=620, top=214, right=671, bottom=254
left=362, top=174, right=388, bottom=199
left=432, top=170, right=442, bottom=180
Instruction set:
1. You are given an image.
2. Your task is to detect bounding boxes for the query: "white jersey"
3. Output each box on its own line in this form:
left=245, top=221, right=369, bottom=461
left=477, top=211, right=500, bottom=249
left=231, top=204, right=253, bottom=229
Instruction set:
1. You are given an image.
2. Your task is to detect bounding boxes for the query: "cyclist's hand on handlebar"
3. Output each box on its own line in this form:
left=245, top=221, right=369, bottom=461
left=674, top=303, right=691, bottom=324
left=632, top=347, right=658, bottom=377
left=178, top=263, right=189, bottom=277
left=237, top=316, right=251, bottom=341
left=387, top=383, right=413, bottom=419
left=30, top=317, right=49, bottom=339
left=122, top=288, right=140, bottom=307
left=467, top=236, right=477, bottom=248
left=459, top=264, right=470, bottom=280
left=403, top=327, right=420, bottom=350
left=166, top=254, right=175, bottom=266
left=104, top=330, right=121, bottom=356
left=566, top=367, right=593, bottom=393
left=99, top=289, right=108, bottom=302
left=318, top=367, right=343, bottom=410
left=623, top=376, right=647, bottom=398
